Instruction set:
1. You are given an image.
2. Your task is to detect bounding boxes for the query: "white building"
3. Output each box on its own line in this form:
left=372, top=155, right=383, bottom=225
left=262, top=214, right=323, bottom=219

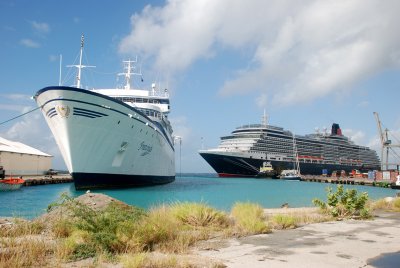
left=0, top=137, right=52, bottom=176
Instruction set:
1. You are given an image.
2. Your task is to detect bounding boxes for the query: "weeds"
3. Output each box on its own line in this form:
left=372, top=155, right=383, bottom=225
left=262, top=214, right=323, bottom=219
left=369, top=197, right=400, bottom=212
left=0, top=237, right=52, bottom=267
left=171, top=202, right=229, bottom=228
left=231, top=202, right=270, bottom=235
left=270, top=214, right=297, bottom=229
left=0, top=219, right=44, bottom=237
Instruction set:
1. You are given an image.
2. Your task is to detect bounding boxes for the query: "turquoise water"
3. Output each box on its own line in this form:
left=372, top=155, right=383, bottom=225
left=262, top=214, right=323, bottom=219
left=0, top=174, right=398, bottom=219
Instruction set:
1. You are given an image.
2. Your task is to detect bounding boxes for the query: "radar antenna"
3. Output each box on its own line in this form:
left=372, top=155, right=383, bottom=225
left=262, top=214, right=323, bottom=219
left=118, top=57, right=142, bottom=90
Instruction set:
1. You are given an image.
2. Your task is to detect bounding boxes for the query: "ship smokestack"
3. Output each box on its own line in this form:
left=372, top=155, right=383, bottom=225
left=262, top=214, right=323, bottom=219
left=331, top=123, right=342, bottom=136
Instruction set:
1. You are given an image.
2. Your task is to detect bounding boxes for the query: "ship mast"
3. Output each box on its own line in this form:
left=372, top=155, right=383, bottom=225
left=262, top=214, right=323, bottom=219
left=67, top=34, right=95, bottom=88
left=262, top=109, right=268, bottom=127
left=292, top=133, right=300, bottom=175
left=118, top=57, right=142, bottom=90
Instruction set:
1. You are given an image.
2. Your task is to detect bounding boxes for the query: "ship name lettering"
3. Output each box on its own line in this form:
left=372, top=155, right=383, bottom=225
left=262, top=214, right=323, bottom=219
left=139, top=141, right=152, bottom=156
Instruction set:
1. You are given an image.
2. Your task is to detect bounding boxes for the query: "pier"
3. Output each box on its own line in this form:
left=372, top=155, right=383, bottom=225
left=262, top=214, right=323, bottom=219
left=300, top=175, right=392, bottom=188
left=21, top=174, right=73, bottom=186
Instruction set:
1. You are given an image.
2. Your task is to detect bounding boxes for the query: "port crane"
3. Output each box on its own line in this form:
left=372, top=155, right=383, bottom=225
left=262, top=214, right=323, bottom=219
left=373, top=112, right=400, bottom=170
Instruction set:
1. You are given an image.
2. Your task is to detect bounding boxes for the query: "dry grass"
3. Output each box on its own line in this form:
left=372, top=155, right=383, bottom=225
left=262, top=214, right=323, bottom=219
left=265, top=207, right=333, bottom=230
left=119, top=253, right=178, bottom=268
left=269, top=214, right=297, bottom=229
left=230, top=202, right=271, bottom=236
left=0, top=218, right=51, bottom=267
left=119, top=252, right=226, bottom=268
left=0, top=236, right=53, bottom=267
left=369, top=197, right=400, bottom=212
left=0, top=219, right=44, bottom=237
left=122, top=202, right=229, bottom=254
left=121, top=205, right=182, bottom=253
left=171, top=202, right=230, bottom=228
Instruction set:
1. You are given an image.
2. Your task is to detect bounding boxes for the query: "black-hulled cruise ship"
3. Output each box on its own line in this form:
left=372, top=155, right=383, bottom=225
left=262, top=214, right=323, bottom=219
left=199, top=116, right=380, bottom=177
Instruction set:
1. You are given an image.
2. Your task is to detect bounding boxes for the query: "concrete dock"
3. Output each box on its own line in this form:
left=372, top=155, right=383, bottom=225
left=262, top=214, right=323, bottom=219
left=300, top=175, right=392, bottom=188
left=20, top=174, right=73, bottom=186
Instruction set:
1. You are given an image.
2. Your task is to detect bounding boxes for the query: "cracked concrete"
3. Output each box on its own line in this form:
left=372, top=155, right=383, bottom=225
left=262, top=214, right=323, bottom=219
left=195, top=212, right=400, bottom=267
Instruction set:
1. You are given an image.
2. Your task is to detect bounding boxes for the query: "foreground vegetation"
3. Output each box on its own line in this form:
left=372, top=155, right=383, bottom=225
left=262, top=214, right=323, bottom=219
left=312, top=185, right=371, bottom=219
left=1, top=189, right=399, bottom=267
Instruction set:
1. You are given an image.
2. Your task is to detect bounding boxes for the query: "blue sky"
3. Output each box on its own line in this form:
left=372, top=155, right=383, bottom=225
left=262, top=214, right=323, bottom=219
left=1, top=0, right=400, bottom=172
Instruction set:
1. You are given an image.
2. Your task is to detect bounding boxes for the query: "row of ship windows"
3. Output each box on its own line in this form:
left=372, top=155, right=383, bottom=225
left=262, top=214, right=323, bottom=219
left=229, top=132, right=372, bottom=153
left=115, top=97, right=169, bottom=105
left=221, top=142, right=378, bottom=162
left=248, top=150, right=378, bottom=165
left=223, top=141, right=376, bottom=157
left=138, top=108, right=164, bottom=120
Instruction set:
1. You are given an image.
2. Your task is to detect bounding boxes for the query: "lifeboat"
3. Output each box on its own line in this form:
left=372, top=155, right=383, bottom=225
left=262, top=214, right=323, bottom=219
left=0, top=177, right=25, bottom=191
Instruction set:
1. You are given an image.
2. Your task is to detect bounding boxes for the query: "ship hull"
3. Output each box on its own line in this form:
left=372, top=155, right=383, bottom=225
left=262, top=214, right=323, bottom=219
left=200, top=152, right=378, bottom=178
left=35, top=86, right=175, bottom=189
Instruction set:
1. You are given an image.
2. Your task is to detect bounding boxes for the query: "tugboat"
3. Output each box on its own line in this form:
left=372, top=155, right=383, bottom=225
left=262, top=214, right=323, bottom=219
left=257, top=162, right=278, bottom=178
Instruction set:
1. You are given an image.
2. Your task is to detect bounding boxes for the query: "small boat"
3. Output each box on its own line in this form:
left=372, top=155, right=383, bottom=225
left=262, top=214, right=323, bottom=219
left=391, top=175, right=400, bottom=189
left=257, top=161, right=278, bottom=178
left=281, top=133, right=301, bottom=181
left=0, top=177, right=25, bottom=191
left=280, top=169, right=301, bottom=180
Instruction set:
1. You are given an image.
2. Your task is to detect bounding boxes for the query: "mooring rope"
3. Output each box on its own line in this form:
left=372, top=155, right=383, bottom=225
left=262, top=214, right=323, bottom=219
left=0, top=106, right=41, bottom=126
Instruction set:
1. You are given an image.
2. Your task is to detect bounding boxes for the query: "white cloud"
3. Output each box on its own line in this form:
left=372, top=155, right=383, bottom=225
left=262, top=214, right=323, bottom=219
left=0, top=104, right=30, bottom=112
left=0, top=93, right=32, bottom=101
left=255, top=93, right=268, bottom=108
left=20, top=38, right=40, bottom=48
left=119, top=0, right=400, bottom=105
left=49, top=54, right=60, bottom=62
left=169, top=115, right=191, bottom=142
left=357, top=100, right=369, bottom=107
left=343, top=128, right=366, bottom=145
left=30, top=21, right=50, bottom=34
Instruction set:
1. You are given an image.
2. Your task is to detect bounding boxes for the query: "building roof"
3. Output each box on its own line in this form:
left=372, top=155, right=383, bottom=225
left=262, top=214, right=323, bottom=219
left=0, top=136, right=52, bottom=157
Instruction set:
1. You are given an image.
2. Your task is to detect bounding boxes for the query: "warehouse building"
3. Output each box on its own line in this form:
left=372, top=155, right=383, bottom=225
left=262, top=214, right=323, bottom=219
left=0, top=136, right=52, bottom=176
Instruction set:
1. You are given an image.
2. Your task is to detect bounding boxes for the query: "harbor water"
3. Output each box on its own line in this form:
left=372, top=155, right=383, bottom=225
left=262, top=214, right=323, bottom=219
left=0, top=174, right=398, bottom=219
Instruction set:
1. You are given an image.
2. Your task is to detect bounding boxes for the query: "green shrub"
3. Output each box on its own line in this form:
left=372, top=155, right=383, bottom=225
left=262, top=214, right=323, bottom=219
left=72, top=202, right=145, bottom=253
left=50, top=194, right=146, bottom=256
left=312, top=185, right=370, bottom=219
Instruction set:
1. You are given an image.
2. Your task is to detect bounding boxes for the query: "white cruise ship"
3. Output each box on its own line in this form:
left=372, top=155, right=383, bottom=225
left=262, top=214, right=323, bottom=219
left=34, top=37, right=175, bottom=189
